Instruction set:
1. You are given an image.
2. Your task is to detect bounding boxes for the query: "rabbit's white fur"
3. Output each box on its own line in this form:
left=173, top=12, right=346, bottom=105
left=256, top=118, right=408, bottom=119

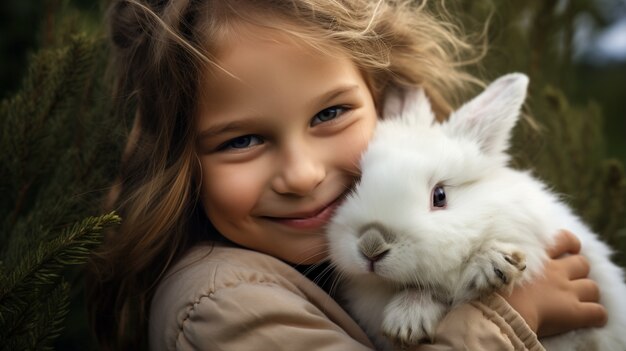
left=327, top=74, right=626, bottom=351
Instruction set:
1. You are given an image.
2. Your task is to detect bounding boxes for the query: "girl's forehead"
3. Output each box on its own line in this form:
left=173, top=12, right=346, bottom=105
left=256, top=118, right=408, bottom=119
left=210, top=11, right=357, bottom=63
left=212, top=19, right=340, bottom=66
left=197, top=24, right=361, bottom=111
left=193, top=46, right=376, bottom=145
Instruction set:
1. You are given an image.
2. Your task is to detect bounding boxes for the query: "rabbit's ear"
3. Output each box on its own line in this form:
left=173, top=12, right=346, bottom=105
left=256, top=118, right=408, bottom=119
left=445, top=73, right=528, bottom=156
left=383, top=86, right=435, bottom=127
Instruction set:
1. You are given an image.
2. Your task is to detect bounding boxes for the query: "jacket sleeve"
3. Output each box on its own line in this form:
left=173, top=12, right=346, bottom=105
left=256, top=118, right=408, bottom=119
left=174, top=284, right=543, bottom=351
left=173, top=282, right=372, bottom=351
left=414, top=294, right=545, bottom=351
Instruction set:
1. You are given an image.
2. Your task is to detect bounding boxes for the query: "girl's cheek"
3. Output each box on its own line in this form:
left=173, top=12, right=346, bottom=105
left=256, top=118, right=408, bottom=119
left=341, top=115, right=377, bottom=174
left=199, top=160, right=264, bottom=220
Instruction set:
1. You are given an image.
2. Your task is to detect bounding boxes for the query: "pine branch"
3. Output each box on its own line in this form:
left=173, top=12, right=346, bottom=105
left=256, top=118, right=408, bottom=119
left=31, top=281, right=71, bottom=350
left=0, top=212, right=119, bottom=299
left=0, top=34, right=123, bottom=270
left=0, top=34, right=98, bottom=230
left=0, top=3, right=125, bottom=349
left=0, top=212, right=120, bottom=344
left=2, top=282, right=70, bottom=351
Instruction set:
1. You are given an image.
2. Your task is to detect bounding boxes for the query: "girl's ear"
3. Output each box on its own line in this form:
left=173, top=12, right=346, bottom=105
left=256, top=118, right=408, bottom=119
left=444, top=73, right=529, bottom=156
left=383, top=86, right=435, bottom=127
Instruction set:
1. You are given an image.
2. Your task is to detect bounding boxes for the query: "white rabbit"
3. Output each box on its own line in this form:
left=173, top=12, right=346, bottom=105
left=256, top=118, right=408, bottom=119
left=326, top=73, right=626, bottom=351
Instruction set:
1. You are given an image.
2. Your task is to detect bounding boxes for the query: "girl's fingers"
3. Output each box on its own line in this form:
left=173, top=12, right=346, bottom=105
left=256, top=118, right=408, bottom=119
left=572, top=278, right=601, bottom=302
left=558, top=254, right=591, bottom=279
left=578, top=302, right=608, bottom=328
left=548, top=230, right=581, bottom=258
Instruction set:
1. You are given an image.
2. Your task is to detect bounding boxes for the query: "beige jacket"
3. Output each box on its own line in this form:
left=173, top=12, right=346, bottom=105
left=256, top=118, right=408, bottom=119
left=149, top=243, right=545, bottom=351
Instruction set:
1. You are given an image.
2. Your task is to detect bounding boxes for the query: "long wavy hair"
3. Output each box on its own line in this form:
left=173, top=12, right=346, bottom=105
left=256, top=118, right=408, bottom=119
left=87, top=0, right=484, bottom=349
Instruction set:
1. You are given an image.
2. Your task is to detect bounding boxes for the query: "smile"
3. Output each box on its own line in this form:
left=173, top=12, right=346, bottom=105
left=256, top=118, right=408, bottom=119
left=263, top=197, right=344, bottom=230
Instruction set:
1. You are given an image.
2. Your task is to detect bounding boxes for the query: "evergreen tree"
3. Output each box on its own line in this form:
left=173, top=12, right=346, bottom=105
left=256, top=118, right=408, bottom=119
left=0, top=26, right=125, bottom=351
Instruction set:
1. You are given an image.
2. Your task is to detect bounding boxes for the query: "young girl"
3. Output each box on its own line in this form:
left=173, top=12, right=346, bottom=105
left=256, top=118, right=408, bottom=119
left=88, top=0, right=608, bottom=349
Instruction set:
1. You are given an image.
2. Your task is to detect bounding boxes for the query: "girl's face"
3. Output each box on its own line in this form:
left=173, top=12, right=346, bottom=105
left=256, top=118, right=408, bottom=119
left=196, top=29, right=378, bottom=264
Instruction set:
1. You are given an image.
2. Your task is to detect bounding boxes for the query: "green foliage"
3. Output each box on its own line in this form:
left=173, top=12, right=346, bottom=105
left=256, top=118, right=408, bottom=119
left=0, top=0, right=104, bottom=98
left=0, top=28, right=125, bottom=349
left=0, top=32, right=123, bottom=263
left=454, top=0, right=626, bottom=268
left=0, top=213, right=120, bottom=350
left=510, top=87, right=626, bottom=267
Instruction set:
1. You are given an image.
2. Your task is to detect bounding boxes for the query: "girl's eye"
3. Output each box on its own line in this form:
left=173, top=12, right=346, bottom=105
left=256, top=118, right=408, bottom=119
left=432, top=185, right=447, bottom=209
left=218, top=135, right=263, bottom=151
left=311, top=106, right=347, bottom=126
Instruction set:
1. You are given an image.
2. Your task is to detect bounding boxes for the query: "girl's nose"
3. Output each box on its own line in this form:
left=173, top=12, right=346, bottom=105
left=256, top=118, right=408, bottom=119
left=272, top=145, right=326, bottom=196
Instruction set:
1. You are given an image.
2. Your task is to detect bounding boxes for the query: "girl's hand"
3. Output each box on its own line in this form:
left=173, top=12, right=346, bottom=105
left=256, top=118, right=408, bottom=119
left=502, top=230, right=608, bottom=337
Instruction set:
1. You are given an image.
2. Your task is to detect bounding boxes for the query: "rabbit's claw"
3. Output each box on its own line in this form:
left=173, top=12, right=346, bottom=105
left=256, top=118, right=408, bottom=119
left=463, top=243, right=526, bottom=296
left=381, top=290, right=446, bottom=346
left=493, top=248, right=526, bottom=287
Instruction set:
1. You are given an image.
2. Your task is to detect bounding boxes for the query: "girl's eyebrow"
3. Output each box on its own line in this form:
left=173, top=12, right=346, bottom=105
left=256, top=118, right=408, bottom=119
left=313, top=84, right=359, bottom=107
left=197, top=118, right=257, bottom=141
left=197, top=84, right=360, bottom=141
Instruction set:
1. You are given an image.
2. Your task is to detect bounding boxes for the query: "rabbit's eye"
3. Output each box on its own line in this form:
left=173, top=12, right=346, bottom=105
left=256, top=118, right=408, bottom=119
left=432, top=186, right=447, bottom=209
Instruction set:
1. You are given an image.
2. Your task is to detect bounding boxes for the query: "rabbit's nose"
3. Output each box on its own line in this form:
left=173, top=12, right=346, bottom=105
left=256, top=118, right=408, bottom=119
left=358, top=223, right=394, bottom=266
left=358, top=222, right=395, bottom=243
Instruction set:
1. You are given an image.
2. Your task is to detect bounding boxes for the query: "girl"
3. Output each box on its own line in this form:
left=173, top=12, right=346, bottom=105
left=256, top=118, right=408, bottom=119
left=88, top=0, right=608, bottom=350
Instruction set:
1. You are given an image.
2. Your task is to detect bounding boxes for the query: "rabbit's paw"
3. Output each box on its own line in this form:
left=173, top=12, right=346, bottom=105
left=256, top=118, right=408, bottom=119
left=462, top=243, right=526, bottom=297
left=381, top=290, right=446, bottom=346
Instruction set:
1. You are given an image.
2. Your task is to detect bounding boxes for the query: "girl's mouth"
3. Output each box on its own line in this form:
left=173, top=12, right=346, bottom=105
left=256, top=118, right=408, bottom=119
left=264, top=197, right=344, bottom=230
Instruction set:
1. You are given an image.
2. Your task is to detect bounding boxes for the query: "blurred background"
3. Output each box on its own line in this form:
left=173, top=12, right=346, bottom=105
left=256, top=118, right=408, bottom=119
left=0, top=0, right=624, bottom=349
